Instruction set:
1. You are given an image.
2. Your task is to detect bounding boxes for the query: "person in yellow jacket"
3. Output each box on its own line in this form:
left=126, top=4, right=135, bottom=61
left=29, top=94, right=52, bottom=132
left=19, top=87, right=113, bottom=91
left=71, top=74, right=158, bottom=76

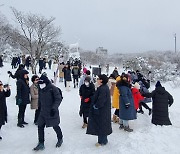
left=112, top=75, right=121, bottom=123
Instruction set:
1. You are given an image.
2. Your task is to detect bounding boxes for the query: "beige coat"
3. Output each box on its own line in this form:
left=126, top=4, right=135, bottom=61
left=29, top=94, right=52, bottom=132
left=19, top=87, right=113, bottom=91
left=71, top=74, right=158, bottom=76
left=59, top=64, right=64, bottom=78
left=30, top=84, right=38, bottom=109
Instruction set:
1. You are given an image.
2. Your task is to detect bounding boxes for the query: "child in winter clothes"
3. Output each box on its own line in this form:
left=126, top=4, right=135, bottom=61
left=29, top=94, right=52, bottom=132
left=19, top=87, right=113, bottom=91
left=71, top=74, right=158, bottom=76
left=131, top=82, right=144, bottom=111
left=79, top=77, right=95, bottom=128
left=138, top=80, right=152, bottom=115
left=0, top=81, right=11, bottom=140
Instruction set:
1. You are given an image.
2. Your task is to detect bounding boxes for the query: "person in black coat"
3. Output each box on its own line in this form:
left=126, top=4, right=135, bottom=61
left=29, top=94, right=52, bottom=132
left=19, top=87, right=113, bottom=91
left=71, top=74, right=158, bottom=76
left=16, top=69, right=30, bottom=128
left=38, top=58, right=44, bottom=74
left=64, top=65, right=72, bottom=91
left=143, top=81, right=173, bottom=126
left=33, top=74, right=63, bottom=151
left=8, top=64, right=25, bottom=80
left=0, top=81, right=11, bottom=140
left=79, top=76, right=95, bottom=128
left=86, top=74, right=112, bottom=147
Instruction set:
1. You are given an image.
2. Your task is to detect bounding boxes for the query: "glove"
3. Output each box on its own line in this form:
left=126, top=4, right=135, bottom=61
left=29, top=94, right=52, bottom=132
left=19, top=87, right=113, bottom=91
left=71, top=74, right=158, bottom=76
left=125, top=104, right=130, bottom=109
left=50, top=109, right=56, bottom=117
left=7, top=71, right=12, bottom=74
left=79, top=110, right=82, bottom=117
left=84, top=98, right=90, bottom=103
left=16, top=98, right=22, bottom=105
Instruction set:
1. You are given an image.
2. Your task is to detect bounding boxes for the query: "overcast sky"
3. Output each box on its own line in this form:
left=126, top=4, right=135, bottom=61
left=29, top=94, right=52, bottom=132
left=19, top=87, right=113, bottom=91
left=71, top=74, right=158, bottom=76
left=0, top=0, right=180, bottom=53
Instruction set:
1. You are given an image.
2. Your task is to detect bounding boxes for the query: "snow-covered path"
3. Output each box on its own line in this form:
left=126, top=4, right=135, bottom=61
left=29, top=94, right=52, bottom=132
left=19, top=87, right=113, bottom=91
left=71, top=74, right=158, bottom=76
left=0, top=63, right=180, bottom=154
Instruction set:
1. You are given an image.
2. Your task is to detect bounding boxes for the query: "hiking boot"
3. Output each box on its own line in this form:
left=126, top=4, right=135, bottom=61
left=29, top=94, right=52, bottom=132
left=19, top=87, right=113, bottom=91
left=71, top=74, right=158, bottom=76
left=124, top=126, right=133, bottom=132
left=149, top=109, right=152, bottom=115
left=56, top=139, right=63, bottom=148
left=119, top=124, right=124, bottom=129
left=82, top=123, right=88, bottom=129
left=33, top=142, right=45, bottom=151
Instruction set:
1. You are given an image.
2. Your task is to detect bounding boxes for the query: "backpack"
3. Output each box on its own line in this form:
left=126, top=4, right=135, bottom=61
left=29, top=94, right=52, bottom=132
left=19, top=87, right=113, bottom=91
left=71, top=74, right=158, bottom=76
left=57, top=87, right=63, bottom=100
left=50, top=86, right=63, bottom=103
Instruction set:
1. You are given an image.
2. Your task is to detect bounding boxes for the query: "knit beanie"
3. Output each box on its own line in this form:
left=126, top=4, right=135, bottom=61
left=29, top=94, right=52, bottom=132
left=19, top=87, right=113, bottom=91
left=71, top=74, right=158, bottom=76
left=134, top=82, right=140, bottom=89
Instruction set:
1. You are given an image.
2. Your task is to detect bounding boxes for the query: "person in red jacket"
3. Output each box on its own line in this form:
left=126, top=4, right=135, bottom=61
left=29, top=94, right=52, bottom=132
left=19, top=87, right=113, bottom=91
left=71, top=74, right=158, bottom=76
left=131, top=82, right=144, bottom=111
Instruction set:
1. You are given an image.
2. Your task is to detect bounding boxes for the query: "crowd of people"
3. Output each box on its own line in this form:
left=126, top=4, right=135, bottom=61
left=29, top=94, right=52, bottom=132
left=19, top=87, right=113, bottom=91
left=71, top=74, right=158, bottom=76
left=0, top=60, right=174, bottom=150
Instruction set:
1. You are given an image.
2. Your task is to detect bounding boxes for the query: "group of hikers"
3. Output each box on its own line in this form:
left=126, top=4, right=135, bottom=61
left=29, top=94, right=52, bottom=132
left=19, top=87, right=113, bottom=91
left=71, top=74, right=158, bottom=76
left=0, top=62, right=174, bottom=150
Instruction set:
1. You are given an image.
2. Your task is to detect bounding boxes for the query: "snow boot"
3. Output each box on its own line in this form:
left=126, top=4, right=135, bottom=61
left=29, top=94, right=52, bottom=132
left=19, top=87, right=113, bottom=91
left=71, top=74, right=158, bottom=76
left=0, top=136, right=2, bottom=140
left=33, top=142, right=45, bottom=151
left=82, top=123, right=88, bottom=129
left=95, top=142, right=102, bottom=147
left=119, top=124, right=124, bottom=129
left=116, top=117, right=120, bottom=123
left=124, top=126, right=133, bottom=132
left=56, top=138, right=63, bottom=148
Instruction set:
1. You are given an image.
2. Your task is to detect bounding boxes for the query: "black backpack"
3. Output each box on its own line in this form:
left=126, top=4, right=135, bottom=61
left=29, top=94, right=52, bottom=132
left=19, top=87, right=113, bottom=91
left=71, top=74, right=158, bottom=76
left=50, top=86, right=63, bottom=103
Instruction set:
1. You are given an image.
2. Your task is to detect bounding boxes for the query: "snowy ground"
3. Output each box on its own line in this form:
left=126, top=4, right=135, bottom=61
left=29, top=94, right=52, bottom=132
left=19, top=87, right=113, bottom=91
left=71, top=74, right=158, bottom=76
left=0, top=63, right=180, bottom=154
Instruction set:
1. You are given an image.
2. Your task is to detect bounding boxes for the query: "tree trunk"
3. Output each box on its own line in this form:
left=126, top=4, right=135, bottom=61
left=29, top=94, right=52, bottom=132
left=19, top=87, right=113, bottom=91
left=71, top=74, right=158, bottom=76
left=31, top=59, right=38, bottom=74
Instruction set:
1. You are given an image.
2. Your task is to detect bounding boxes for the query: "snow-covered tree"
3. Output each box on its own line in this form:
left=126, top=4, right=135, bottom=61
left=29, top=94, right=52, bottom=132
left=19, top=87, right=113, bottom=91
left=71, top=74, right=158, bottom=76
left=10, top=7, right=61, bottom=73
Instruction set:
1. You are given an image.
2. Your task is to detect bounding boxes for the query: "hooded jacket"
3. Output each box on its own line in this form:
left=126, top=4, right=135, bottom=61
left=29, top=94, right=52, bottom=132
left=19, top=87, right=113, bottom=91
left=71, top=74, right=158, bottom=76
left=143, top=86, right=173, bottom=125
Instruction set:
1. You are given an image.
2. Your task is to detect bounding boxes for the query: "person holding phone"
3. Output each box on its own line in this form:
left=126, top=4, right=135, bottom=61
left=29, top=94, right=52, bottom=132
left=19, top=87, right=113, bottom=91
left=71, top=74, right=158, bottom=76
left=0, top=81, right=11, bottom=140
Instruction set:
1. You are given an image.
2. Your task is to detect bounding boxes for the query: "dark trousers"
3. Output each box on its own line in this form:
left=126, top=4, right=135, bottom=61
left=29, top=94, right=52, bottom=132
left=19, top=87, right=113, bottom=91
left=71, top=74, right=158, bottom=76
left=34, top=108, right=41, bottom=123
left=114, top=109, right=119, bottom=117
left=0, top=125, right=2, bottom=129
left=18, top=104, right=27, bottom=122
left=73, top=76, right=79, bottom=88
left=38, top=124, right=63, bottom=143
left=64, top=79, right=67, bottom=87
left=139, top=102, right=151, bottom=111
left=98, top=135, right=108, bottom=145
left=83, top=115, right=88, bottom=124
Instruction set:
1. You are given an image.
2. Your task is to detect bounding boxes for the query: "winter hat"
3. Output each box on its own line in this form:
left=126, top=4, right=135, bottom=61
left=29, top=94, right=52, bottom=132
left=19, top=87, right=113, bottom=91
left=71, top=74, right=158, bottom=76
left=134, top=82, right=140, bottom=89
left=84, top=76, right=91, bottom=82
left=155, top=81, right=162, bottom=88
left=21, top=70, right=29, bottom=75
left=38, top=75, right=50, bottom=84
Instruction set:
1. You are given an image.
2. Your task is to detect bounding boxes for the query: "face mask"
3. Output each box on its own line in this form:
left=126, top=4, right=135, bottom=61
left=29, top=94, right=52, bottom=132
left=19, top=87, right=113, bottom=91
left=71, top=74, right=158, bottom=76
left=39, top=83, right=46, bottom=89
left=85, top=81, right=89, bottom=86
